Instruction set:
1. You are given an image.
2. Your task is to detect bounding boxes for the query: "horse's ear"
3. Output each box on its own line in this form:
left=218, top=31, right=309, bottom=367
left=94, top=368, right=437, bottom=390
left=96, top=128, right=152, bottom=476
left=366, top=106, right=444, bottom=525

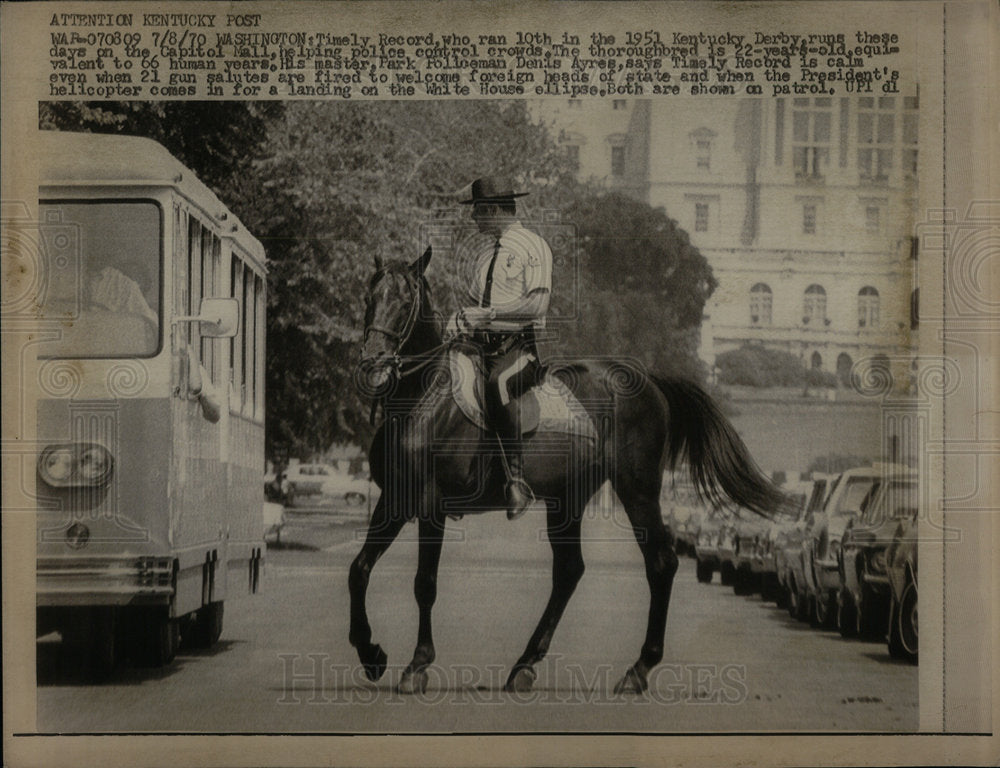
left=373, top=254, right=384, bottom=273
left=409, top=246, right=432, bottom=275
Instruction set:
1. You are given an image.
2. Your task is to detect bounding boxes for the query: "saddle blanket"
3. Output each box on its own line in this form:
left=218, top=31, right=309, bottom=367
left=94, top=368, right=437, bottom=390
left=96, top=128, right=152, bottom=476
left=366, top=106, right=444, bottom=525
left=448, top=349, right=598, bottom=441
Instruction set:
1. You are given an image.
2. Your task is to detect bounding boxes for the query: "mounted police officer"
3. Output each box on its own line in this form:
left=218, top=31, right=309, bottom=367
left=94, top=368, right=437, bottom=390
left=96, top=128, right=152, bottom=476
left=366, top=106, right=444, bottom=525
left=446, top=177, right=553, bottom=520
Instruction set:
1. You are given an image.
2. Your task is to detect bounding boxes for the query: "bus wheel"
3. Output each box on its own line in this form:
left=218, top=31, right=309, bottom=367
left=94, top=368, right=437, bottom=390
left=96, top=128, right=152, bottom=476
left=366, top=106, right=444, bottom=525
left=89, top=607, right=122, bottom=676
left=132, top=607, right=179, bottom=667
left=191, top=601, right=224, bottom=649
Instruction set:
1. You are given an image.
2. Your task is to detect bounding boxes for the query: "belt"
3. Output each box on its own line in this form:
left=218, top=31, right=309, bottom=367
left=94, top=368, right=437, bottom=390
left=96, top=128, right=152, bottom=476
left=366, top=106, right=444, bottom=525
left=473, top=328, right=532, bottom=355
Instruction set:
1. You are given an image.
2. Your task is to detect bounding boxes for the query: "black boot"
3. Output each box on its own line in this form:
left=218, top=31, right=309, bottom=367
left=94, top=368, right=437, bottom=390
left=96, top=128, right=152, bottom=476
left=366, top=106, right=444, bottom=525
left=505, top=449, right=534, bottom=520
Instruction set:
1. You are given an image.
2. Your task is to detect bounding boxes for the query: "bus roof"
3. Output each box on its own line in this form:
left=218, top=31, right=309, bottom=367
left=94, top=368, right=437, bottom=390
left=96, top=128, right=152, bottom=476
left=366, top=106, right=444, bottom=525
left=38, top=131, right=265, bottom=268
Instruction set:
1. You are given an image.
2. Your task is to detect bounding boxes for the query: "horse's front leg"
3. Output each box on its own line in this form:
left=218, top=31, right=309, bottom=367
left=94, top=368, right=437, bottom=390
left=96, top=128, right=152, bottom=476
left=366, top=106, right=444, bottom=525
left=397, top=510, right=446, bottom=694
left=505, top=500, right=586, bottom=693
left=349, top=495, right=407, bottom=682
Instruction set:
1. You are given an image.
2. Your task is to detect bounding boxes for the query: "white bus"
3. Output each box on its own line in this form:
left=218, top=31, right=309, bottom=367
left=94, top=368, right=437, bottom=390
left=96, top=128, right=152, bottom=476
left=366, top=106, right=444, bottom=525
left=30, top=131, right=267, bottom=669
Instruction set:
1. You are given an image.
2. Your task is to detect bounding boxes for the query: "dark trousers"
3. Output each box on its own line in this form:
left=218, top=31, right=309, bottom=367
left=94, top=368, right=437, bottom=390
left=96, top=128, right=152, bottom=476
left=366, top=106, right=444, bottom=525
left=477, top=329, right=540, bottom=444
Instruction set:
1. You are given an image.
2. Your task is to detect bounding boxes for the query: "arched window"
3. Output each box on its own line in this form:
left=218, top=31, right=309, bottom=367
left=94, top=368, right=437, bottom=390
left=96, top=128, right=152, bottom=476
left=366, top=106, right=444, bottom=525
left=858, top=286, right=880, bottom=329
left=811, top=351, right=823, bottom=370
left=803, top=284, right=826, bottom=325
left=837, top=352, right=854, bottom=387
left=749, top=283, right=772, bottom=325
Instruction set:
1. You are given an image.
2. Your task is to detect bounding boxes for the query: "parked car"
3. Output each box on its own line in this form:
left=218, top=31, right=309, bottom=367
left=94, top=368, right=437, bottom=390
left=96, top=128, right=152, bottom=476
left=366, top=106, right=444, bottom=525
left=661, top=476, right=704, bottom=557
left=263, top=501, right=286, bottom=542
left=717, top=514, right=739, bottom=587
left=838, top=470, right=919, bottom=639
left=886, top=516, right=918, bottom=663
left=780, top=476, right=833, bottom=621
left=756, top=483, right=811, bottom=603
left=285, top=462, right=372, bottom=512
left=804, top=465, right=897, bottom=629
left=694, top=505, right=735, bottom=584
left=732, top=514, right=771, bottom=595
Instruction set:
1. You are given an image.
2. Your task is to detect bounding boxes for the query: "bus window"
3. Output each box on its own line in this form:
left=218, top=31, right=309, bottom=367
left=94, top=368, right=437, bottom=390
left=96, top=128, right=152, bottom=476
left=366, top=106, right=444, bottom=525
left=187, top=216, right=202, bottom=349
left=255, top=274, right=265, bottom=420
left=242, top=263, right=253, bottom=411
left=200, top=227, right=220, bottom=383
left=38, top=201, right=161, bottom=358
left=230, top=256, right=244, bottom=406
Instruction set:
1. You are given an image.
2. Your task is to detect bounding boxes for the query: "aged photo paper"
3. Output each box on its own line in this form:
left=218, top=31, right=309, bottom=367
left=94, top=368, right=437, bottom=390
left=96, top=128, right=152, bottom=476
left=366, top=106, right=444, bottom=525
left=2, top=1, right=997, bottom=766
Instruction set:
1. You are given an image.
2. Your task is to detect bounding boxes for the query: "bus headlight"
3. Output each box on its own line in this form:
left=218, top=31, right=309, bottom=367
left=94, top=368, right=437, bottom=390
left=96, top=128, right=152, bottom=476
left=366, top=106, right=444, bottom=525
left=41, top=448, right=75, bottom=484
left=38, top=443, right=114, bottom=487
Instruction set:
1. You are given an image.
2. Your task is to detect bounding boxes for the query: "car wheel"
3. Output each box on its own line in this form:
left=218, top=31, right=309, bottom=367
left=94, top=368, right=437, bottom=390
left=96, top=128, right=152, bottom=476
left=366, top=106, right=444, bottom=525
left=786, top=576, right=799, bottom=618
left=775, top=579, right=789, bottom=609
left=695, top=558, right=713, bottom=584
left=856, top=581, right=886, bottom=640
left=892, top=579, right=918, bottom=663
left=812, top=591, right=836, bottom=629
left=720, top=562, right=735, bottom=586
left=837, top=590, right=858, bottom=638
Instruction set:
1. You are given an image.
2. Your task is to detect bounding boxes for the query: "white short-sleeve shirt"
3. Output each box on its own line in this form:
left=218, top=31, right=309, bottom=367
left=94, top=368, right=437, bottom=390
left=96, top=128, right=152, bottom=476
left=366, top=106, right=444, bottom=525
left=470, top=221, right=552, bottom=330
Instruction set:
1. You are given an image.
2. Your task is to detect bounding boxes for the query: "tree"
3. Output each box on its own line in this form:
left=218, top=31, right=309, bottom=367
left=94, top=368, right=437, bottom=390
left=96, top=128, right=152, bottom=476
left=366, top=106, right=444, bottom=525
left=550, top=193, right=716, bottom=381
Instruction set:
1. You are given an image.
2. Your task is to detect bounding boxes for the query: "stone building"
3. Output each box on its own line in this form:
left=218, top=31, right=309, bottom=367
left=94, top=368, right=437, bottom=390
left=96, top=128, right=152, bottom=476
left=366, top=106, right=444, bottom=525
left=535, top=94, right=921, bottom=385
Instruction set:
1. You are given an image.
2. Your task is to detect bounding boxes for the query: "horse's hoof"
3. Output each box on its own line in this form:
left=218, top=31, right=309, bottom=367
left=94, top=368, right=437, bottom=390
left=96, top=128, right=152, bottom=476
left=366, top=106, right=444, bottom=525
left=613, top=667, right=648, bottom=695
left=361, top=644, right=388, bottom=682
left=504, top=665, right=536, bottom=693
left=396, top=668, right=429, bottom=695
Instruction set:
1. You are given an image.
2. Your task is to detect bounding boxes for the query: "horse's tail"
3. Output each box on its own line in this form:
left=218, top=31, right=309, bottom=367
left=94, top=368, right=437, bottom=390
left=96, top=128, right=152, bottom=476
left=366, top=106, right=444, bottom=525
left=651, top=375, right=789, bottom=518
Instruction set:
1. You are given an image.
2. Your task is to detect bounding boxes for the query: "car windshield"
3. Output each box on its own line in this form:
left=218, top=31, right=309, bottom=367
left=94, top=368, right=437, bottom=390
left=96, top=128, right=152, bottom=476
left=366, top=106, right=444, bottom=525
left=832, top=476, right=875, bottom=516
left=876, top=479, right=919, bottom=520
left=36, top=201, right=161, bottom=358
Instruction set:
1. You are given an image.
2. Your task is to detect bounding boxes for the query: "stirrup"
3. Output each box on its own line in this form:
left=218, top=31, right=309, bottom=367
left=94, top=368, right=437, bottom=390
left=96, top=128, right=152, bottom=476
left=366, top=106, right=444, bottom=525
left=506, top=477, right=535, bottom=520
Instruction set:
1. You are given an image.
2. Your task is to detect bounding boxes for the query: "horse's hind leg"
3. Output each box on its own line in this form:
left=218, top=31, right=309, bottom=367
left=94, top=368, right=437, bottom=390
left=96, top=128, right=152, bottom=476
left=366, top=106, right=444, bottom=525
left=397, top=513, right=446, bottom=694
left=505, top=499, right=586, bottom=693
left=349, top=496, right=407, bottom=682
left=612, top=477, right=679, bottom=694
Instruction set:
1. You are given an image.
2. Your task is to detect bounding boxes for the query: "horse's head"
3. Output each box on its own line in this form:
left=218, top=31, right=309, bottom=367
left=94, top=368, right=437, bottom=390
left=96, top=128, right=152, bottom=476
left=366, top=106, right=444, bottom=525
left=357, top=246, right=433, bottom=395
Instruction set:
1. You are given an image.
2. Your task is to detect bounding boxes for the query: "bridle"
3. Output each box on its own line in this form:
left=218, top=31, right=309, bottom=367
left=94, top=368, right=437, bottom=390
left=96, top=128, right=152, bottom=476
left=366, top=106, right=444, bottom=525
left=362, top=270, right=423, bottom=373
left=362, top=271, right=448, bottom=383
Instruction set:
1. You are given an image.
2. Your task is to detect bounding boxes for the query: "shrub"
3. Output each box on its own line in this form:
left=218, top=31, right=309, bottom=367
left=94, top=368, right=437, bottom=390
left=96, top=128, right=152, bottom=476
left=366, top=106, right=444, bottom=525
left=716, top=346, right=813, bottom=388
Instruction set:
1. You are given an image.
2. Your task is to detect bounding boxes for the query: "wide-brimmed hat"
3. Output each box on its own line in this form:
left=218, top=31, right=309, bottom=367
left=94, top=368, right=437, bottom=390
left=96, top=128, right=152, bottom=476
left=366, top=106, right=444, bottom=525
left=459, top=176, right=529, bottom=205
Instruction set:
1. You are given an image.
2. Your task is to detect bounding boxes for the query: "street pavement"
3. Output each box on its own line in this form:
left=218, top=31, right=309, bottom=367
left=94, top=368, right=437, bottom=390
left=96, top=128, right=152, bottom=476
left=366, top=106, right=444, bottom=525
left=36, top=502, right=918, bottom=733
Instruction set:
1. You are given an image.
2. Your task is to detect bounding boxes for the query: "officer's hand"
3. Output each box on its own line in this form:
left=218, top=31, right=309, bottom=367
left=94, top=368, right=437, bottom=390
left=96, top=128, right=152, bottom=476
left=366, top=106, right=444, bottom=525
left=444, top=311, right=470, bottom=340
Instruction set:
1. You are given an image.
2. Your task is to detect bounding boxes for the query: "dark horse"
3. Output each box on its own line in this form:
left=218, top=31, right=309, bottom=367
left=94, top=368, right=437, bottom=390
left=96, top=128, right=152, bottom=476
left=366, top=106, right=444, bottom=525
left=350, top=247, right=786, bottom=695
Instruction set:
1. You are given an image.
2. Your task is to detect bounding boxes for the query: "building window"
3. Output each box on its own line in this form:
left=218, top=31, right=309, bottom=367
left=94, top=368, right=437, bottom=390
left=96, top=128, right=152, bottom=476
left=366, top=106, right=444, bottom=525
left=837, top=352, right=854, bottom=387
left=811, top=351, right=823, bottom=370
left=611, top=145, right=625, bottom=176
left=858, top=286, right=880, bottom=329
left=865, top=205, right=881, bottom=233
left=613, top=99, right=627, bottom=110
left=696, top=139, right=711, bottom=169
left=749, top=283, right=772, bottom=325
left=803, top=284, right=826, bottom=325
left=857, top=96, right=895, bottom=183
left=803, top=203, right=817, bottom=234
left=695, top=202, right=709, bottom=232
left=565, top=144, right=580, bottom=171
left=792, top=97, right=832, bottom=181
left=902, top=92, right=919, bottom=182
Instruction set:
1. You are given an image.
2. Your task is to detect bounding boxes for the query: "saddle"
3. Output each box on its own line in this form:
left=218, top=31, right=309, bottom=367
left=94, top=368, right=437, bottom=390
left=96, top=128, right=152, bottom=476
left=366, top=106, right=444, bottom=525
left=447, top=348, right=598, bottom=441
